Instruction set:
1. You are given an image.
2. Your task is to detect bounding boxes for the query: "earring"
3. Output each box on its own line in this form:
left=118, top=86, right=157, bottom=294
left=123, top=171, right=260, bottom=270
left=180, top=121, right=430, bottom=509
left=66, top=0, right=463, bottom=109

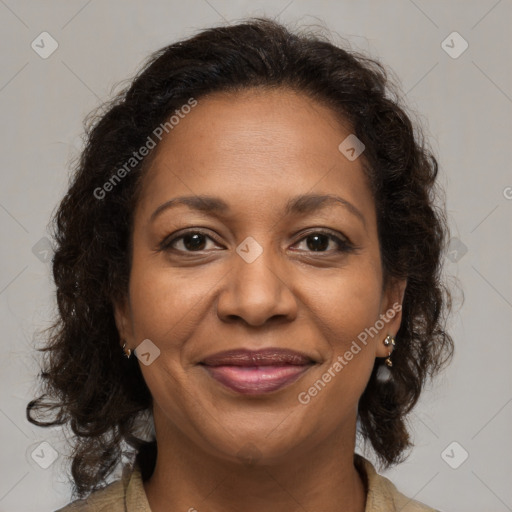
left=383, top=334, right=395, bottom=367
left=122, top=341, right=132, bottom=359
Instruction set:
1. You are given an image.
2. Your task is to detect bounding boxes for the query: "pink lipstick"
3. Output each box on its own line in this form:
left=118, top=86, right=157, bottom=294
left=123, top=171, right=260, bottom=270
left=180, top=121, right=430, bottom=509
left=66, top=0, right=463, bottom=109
left=200, top=348, right=315, bottom=395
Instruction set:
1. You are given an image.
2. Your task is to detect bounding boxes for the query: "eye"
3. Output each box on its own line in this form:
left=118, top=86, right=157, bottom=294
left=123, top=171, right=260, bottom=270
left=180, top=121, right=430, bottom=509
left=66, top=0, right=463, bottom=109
left=160, top=230, right=222, bottom=253
left=292, top=230, right=353, bottom=253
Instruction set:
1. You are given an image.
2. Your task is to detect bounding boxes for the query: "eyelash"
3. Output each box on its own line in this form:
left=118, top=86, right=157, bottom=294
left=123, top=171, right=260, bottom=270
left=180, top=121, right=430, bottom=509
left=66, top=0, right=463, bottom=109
left=158, top=228, right=356, bottom=255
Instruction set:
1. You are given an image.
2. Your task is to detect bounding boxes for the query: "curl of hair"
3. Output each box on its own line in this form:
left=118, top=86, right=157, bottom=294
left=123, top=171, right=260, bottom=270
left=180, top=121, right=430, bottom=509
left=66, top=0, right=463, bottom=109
left=27, top=17, right=454, bottom=498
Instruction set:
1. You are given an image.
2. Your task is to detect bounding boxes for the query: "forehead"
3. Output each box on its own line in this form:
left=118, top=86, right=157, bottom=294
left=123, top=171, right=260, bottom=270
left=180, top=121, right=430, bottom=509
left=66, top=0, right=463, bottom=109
left=136, top=87, right=375, bottom=222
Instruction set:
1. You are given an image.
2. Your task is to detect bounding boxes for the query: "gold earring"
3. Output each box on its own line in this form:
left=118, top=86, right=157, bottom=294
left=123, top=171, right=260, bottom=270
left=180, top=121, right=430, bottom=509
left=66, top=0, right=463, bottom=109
left=122, top=341, right=132, bottom=359
left=383, top=334, right=395, bottom=367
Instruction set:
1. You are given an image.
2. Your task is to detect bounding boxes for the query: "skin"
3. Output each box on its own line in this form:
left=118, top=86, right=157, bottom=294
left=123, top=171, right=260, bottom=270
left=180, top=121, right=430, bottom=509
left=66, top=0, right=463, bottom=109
left=114, top=87, right=406, bottom=512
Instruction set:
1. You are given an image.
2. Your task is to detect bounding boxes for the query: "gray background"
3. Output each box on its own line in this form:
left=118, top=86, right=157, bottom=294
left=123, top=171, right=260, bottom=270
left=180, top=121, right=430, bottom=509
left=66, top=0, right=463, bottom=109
left=1, top=1, right=511, bottom=511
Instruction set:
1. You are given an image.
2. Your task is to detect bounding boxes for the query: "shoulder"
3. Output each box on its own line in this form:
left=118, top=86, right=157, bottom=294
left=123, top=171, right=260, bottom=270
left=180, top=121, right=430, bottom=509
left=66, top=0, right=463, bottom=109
left=54, top=465, right=133, bottom=512
left=355, top=454, right=442, bottom=512
left=55, top=480, right=124, bottom=512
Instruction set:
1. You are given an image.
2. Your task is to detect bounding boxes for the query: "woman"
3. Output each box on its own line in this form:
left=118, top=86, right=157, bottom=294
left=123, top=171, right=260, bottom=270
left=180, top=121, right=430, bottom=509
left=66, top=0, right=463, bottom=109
left=27, top=18, right=453, bottom=512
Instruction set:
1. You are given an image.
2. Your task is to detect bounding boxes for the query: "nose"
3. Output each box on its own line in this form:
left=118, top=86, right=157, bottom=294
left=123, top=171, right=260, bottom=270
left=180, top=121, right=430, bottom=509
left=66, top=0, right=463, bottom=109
left=216, top=246, right=298, bottom=327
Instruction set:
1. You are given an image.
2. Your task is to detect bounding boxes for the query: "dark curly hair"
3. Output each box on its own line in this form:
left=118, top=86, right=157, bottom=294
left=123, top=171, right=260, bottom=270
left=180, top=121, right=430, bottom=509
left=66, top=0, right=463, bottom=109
left=27, top=17, right=454, bottom=499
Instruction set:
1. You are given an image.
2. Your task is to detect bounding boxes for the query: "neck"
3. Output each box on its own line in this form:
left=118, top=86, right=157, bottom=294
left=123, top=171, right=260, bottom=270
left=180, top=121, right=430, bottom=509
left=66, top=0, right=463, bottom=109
left=143, top=412, right=366, bottom=512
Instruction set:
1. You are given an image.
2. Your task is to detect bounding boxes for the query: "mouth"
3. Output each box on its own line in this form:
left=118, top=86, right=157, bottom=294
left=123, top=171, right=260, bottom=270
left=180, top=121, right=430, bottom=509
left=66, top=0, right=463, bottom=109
left=199, top=348, right=317, bottom=395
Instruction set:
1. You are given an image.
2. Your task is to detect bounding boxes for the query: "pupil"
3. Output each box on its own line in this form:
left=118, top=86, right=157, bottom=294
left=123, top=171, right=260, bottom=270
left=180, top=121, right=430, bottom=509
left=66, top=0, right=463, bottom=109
left=184, top=233, right=206, bottom=251
left=307, top=234, right=329, bottom=251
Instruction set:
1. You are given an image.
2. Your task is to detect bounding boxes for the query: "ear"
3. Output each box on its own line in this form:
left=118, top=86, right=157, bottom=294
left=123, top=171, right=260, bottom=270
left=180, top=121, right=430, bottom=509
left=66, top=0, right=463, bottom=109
left=113, top=296, right=133, bottom=350
left=375, top=278, right=407, bottom=358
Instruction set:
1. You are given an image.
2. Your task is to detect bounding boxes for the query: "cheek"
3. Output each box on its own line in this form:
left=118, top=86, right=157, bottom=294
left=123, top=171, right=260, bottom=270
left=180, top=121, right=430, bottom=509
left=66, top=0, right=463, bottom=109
left=127, top=254, right=213, bottom=341
left=126, top=258, right=211, bottom=413
left=300, top=260, right=383, bottom=399
left=296, top=290, right=381, bottom=424
left=309, top=261, right=384, bottom=346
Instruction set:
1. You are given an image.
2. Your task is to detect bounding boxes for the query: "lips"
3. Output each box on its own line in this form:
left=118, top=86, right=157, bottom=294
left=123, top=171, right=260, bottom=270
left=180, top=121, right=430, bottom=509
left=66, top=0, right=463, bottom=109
left=200, top=348, right=316, bottom=395
left=201, top=348, right=315, bottom=367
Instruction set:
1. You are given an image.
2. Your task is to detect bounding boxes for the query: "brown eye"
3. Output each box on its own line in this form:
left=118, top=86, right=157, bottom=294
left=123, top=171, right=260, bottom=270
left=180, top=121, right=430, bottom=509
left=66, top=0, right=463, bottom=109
left=160, top=230, right=221, bottom=253
left=293, top=230, right=353, bottom=253
left=180, top=233, right=208, bottom=251
left=305, top=233, right=330, bottom=251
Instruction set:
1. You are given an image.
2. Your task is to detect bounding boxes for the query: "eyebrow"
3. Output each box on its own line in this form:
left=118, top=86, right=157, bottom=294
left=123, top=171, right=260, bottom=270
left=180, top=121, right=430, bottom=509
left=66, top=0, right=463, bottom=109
left=150, top=193, right=366, bottom=227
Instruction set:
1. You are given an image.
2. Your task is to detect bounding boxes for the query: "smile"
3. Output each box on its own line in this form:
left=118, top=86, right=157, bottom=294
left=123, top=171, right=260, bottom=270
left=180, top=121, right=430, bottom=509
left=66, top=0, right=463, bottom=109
left=199, top=348, right=316, bottom=395
left=203, top=364, right=313, bottom=394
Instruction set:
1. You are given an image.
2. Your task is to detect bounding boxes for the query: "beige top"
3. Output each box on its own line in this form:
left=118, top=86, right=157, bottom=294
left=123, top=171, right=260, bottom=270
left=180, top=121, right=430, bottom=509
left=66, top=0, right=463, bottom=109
left=56, top=454, right=439, bottom=511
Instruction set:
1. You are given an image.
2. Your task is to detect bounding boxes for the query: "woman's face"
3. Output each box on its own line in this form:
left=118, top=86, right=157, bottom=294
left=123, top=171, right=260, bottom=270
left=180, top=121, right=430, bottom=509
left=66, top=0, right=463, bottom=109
left=115, top=87, right=405, bottom=464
